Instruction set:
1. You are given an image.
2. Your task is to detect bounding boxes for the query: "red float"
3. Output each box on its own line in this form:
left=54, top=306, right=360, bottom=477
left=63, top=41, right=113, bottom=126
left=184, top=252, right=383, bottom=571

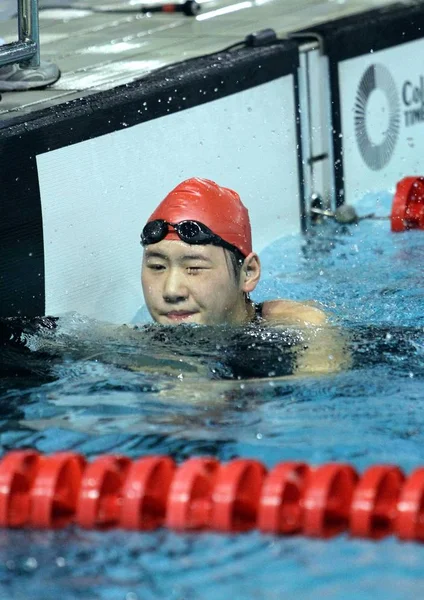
left=121, top=456, right=175, bottom=530
left=258, top=461, right=310, bottom=534
left=76, top=455, right=131, bottom=529
left=391, top=176, right=424, bottom=232
left=30, top=452, right=85, bottom=528
left=302, top=463, right=358, bottom=537
left=0, top=451, right=41, bottom=527
left=211, top=459, right=266, bottom=532
left=394, top=467, right=424, bottom=542
left=166, top=457, right=219, bottom=530
left=350, top=465, right=405, bottom=539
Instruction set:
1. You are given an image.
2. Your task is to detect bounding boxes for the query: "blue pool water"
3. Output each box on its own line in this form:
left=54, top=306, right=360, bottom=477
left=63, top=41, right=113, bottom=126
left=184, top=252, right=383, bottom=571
left=0, top=191, right=423, bottom=599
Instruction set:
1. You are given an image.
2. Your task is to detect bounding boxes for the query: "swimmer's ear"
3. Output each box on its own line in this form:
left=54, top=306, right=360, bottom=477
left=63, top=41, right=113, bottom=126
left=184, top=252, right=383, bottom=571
left=241, top=252, right=261, bottom=293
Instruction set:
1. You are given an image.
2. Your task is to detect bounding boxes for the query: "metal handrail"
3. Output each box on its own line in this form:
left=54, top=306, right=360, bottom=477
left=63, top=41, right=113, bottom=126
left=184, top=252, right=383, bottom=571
left=0, top=0, right=40, bottom=68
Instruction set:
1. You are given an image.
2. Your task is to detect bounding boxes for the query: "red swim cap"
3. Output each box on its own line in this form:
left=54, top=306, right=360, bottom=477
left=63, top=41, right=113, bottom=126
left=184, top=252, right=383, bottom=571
left=146, top=177, right=252, bottom=257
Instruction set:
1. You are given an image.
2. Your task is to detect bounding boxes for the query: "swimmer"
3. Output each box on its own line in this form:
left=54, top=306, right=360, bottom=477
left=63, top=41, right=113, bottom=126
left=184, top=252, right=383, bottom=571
left=0, top=178, right=348, bottom=385
left=141, top=177, right=350, bottom=375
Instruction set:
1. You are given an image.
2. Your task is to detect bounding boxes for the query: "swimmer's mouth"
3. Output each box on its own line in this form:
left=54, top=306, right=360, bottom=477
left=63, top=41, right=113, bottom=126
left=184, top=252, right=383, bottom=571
left=164, top=311, right=197, bottom=321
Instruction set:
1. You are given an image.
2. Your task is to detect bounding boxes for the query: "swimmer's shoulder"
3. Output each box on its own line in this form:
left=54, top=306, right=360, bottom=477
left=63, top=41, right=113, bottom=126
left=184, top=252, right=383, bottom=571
left=260, top=299, right=328, bottom=327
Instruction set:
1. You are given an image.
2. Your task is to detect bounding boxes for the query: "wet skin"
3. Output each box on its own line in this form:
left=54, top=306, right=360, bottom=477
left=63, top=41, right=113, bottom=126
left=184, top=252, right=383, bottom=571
left=141, top=239, right=260, bottom=326
left=141, top=239, right=350, bottom=374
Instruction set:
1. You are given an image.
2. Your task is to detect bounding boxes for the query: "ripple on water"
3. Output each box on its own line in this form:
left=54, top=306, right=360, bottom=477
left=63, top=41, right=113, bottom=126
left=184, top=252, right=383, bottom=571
left=0, top=195, right=423, bottom=599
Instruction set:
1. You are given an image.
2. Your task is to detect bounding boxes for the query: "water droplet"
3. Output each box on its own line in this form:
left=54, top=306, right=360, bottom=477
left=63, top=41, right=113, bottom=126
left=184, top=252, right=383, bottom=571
left=24, top=557, right=38, bottom=570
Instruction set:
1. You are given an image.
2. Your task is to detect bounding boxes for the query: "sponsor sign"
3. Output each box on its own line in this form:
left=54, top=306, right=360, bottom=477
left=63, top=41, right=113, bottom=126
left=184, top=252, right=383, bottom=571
left=338, top=38, right=424, bottom=203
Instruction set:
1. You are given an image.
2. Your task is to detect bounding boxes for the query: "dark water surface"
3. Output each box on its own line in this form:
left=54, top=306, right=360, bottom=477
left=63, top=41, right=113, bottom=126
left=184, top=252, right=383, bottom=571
left=0, top=192, right=423, bottom=600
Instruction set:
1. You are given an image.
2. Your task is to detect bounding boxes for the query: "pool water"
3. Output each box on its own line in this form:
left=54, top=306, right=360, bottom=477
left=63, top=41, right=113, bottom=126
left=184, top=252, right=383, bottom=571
left=0, top=191, right=423, bottom=600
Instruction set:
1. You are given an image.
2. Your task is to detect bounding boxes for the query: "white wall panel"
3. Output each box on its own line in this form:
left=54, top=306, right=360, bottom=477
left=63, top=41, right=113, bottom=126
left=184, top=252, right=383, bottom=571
left=37, top=75, right=300, bottom=323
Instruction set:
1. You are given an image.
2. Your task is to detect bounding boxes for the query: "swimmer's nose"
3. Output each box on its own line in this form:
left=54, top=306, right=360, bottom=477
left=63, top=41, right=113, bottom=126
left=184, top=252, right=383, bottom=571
left=163, top=268, right=188, bottom=303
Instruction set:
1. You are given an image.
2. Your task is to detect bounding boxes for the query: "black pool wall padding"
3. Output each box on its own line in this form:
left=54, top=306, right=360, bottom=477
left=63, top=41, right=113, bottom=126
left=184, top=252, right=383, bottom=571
left=295, top=1, right=424, bottom=206
left=301, top=2, right=424, bottom=61
left=0, top=40, right=300, bottom=318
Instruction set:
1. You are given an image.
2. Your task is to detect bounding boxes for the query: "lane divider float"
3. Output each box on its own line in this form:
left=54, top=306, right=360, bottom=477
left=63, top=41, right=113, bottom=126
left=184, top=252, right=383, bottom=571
left=311, top=176, right=424, bottom=232
left=0, top=451, right=424, bottom=541
left=391, top=176, right=424, bottom=232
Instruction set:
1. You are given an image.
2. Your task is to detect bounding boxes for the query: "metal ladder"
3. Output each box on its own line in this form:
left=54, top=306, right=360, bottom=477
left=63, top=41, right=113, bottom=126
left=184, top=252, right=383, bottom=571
left=0, top=0, right=40, bottom=68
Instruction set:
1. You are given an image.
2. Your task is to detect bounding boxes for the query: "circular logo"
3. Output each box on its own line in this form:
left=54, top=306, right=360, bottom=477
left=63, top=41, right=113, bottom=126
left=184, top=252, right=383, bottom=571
left=354, top=64, right=400, bottom=171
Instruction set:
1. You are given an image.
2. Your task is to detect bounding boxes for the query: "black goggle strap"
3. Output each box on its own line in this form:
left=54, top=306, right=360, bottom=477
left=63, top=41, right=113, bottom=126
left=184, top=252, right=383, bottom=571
left=141, top=219, right=242, bottom=255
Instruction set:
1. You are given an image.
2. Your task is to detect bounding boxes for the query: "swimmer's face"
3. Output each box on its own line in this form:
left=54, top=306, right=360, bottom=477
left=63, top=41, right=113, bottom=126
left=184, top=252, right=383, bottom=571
left=142, top=240, right=258, bottom=325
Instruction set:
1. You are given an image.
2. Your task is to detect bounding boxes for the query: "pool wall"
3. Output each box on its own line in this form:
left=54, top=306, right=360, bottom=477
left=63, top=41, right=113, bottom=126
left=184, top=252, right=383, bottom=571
left=301, top=2, right=424, bottom=207
left=1, top=2, right=424, bottom=321
left=0, top=42, right=301, bottom=322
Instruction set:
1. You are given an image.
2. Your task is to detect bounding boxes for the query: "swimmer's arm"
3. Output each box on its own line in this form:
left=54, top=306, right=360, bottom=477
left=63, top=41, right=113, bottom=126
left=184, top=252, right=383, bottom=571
left=262, top=300, right=327, bottom=326
left=262, top=300, right=351, bottom=374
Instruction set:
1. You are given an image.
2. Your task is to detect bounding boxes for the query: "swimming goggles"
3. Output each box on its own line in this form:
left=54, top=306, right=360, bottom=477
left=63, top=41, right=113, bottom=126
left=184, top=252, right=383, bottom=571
left=140, top=219, right=241, bottom=253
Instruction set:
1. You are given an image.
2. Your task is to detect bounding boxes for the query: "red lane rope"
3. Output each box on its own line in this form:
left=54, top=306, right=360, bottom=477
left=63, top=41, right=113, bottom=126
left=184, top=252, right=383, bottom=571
left=0, top=450, right=423, bottom=541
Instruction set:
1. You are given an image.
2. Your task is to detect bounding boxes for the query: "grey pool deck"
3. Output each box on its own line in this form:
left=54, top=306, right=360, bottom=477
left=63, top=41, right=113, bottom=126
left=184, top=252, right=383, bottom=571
left=0, top=0, right=399, bottom=121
